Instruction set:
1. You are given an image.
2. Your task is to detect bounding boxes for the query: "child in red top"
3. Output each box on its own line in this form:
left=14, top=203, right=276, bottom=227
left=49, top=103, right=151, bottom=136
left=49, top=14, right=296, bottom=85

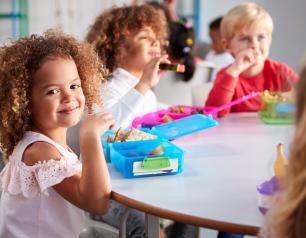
left=205, top=3, right=298, bottom=117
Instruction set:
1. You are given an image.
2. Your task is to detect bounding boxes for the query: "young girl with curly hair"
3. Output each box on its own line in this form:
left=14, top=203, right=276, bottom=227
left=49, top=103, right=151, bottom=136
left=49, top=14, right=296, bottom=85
left=0, top=30, right=115, bottom=237
left=86, top=5, right=197, bottom=238
left=259, top=65, right=306, bottom=238
left=86, top=4, right=170, bottom=128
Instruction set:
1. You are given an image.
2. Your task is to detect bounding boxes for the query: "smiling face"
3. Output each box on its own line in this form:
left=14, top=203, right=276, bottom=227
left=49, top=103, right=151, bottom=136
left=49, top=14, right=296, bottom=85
left=30, top=57, right=85, bottom=133
left=225, top=25, right=272, bottom=72
left=119, top=27, right=161, bottom=72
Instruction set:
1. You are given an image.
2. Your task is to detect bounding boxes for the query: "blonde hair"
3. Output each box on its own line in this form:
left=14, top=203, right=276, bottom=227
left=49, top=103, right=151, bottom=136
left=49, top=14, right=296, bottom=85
left=0, top=29, right=107, bottom=159
left=86, top=4, right=168, bottom=73
left=221, top=2, right=274, bottom=40
left=261, top=66, right=306, bottom=237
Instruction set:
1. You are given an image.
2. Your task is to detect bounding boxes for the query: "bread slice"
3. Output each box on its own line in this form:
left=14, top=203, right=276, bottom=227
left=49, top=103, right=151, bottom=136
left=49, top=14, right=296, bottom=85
left=113, top=127, right=124, bottom=142
left=124, top=128, right=157, bottom=141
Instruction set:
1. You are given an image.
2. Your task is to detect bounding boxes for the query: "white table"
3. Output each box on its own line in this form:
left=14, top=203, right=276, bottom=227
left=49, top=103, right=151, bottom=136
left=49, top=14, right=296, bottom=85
left=108, top=113, right=294, bottom=237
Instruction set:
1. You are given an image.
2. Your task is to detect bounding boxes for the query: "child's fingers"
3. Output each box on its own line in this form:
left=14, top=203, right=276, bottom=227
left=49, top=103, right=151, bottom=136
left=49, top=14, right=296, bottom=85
left=153, top=53, right=168, bottom=62
left=159, top=58, right=171, bottom=65
left=151, top=54, right=170, bottom=69
left=89, top=112, right=115, bottom=128
left=246, top=49, right=258, bottom=61
left=239, top=49, right=256, bottom=65
left=160, top=54, right=169, bottom=61
left=98, top=113, right=115, bottom=126
left=233, top=50, right=256, bottom=72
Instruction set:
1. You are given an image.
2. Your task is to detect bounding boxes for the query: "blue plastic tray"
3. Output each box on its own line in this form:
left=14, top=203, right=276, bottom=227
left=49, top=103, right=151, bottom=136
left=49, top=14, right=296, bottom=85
left=101, top=114, right=217, bottom=177
left=110, top=140, right=184, bottom=178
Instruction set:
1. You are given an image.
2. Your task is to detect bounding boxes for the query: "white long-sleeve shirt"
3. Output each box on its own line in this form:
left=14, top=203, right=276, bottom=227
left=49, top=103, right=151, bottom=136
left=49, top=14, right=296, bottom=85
left=101, top=68, right=157, bottom=128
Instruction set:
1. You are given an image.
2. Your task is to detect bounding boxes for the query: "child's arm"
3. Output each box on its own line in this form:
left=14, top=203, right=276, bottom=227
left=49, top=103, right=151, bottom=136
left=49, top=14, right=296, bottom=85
left=24, top=112, right=114, bottom=214
left=135, top=54, right=170, bottom=95
left=163, top=0, right=179, bottom=21
left=102, top=55, right=170, bottom=128
left=58, top=112, right=114, bottom=213
left=205, top=68, right=239, bottom=117
left=205, top=49, right=258, bottom=117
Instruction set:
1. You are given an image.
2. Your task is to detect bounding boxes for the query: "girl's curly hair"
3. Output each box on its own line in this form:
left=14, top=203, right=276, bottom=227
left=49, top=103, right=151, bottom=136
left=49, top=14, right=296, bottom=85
left=86, top=4, right=168, bottom=73
left=0, top=29, right=108, bottom=160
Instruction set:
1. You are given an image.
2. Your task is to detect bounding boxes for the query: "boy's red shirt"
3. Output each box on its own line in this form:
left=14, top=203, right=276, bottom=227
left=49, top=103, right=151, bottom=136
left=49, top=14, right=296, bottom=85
left=205, top=58, right=298, bottom=117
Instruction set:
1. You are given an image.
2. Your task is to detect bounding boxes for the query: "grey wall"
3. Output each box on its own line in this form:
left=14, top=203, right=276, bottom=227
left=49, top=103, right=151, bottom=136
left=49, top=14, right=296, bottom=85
left=0, top=0, right=132, bottom=41
left=1, top=0, right=305, bottom=70
left=28, top=0, right=132, bottom=39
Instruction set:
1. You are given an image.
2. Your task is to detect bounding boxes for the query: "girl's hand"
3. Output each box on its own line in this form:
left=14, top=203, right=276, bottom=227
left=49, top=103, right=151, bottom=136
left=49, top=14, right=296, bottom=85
left=227, top=49, right=257, bottom=77
left=135, top=54, right=170, bottom=95
left=80, top=112, right=115, bottom=140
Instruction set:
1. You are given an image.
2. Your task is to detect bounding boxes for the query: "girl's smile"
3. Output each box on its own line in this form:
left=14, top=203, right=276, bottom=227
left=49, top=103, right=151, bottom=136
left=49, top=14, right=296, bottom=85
left=30, top=57, right=85, bottom=134
left=57, top=106, right=80, bottom=114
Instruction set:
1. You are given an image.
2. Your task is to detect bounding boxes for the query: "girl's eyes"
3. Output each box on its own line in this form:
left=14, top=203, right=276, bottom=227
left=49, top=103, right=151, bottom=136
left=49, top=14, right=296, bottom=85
left=139, top=35, right=157, bottom=42
left=46, top=89, right=59, bottom=95
left=70, top=84, right=81, bottom=90
left=45, top=84, right=81, bottom=95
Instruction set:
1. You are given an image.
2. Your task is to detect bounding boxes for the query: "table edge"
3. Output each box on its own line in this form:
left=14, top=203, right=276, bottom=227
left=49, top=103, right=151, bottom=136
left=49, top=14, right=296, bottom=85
left=111, top=191, right=259, bottom=235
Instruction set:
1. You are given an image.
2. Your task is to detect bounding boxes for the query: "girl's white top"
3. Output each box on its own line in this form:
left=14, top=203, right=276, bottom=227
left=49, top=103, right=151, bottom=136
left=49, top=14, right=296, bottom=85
left=102, top=67, right=157, bottom=128
left=0, top=131, right=84, bottom=238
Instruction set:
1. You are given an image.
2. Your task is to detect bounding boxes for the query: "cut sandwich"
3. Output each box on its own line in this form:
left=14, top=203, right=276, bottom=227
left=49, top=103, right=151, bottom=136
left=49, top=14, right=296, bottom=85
left=108, top=127, right=157, bottom=142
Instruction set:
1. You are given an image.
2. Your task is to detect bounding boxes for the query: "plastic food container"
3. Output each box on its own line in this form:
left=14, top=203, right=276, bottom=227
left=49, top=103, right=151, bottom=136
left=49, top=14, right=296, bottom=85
left=132, top=92, right=259, bottom=128
left=110, top=140, right=184, bottom=178
left=102, top=114, right=218, bottom=178
left=256, top=176, right=280, bottom=214
left=259, top=91, right=295, bottom=124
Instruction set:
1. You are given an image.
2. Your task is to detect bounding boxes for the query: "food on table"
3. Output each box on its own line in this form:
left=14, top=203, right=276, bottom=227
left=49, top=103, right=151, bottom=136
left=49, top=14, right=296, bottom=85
left=106, top=127, right=157, bottom=143
left=159, top=63, right=185, bottom=73
left=160, top=114, right=173, bottom=123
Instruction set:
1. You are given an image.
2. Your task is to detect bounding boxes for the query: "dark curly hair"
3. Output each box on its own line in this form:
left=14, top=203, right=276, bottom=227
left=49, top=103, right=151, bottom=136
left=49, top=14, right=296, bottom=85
left=0, top=29, right=108, bottom=159
left=86, top=4, right=168, bottom=73
left=168, top=18, right=195, bottom=82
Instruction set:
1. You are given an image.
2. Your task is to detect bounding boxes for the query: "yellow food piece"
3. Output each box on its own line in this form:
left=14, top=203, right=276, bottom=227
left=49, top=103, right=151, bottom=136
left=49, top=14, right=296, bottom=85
left=274, top=143, right=288, bottom=179
left=262, top=90, right=288, bottom=102
left=160, top=114, right=173, bottom=123
left=169, top=106, right=185, bottom=113
left=150, top=145, right=165, bottom=155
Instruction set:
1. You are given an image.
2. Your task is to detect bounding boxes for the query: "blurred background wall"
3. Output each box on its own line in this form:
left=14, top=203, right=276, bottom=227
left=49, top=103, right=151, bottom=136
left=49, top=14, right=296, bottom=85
left=1, top=0, right=306, bottom=69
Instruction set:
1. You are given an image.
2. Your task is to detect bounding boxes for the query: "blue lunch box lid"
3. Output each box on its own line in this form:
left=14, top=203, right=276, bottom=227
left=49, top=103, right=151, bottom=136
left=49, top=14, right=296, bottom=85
left=150, top=114, right=218, bottom=140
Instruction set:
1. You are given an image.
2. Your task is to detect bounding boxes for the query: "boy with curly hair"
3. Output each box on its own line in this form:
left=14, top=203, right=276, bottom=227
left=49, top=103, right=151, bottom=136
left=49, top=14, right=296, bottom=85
left=86, top=4, right=169, bottom=128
